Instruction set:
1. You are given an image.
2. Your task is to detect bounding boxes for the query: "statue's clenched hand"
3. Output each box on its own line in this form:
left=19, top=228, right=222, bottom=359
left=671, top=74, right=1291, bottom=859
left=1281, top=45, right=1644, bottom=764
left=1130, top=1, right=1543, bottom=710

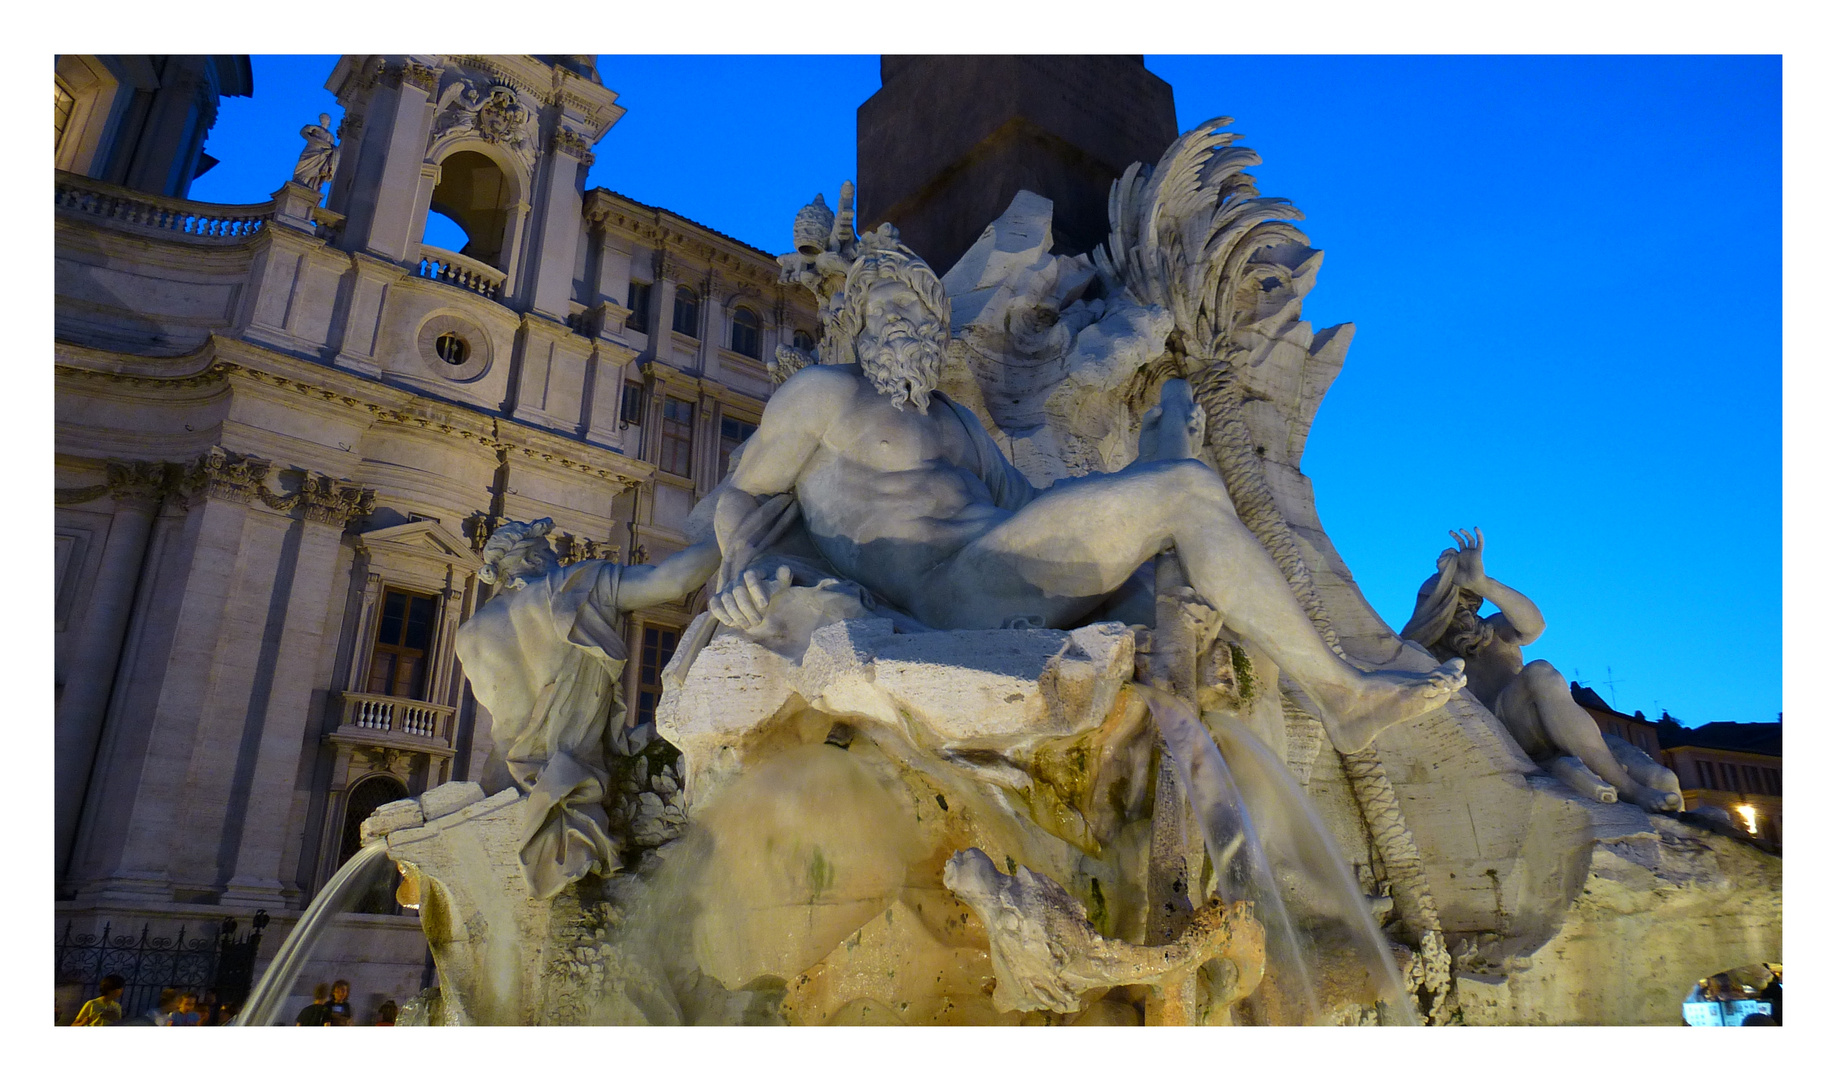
left=714, top=493, right=799, bottom=594
left=710, top=564, right=794, bottom=629
left=1440, top=527, right=1487, bottom=590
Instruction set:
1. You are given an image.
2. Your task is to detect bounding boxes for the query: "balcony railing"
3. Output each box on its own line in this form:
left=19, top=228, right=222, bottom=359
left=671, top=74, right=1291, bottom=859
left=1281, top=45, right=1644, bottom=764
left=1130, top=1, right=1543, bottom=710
left=414, top=244, right=506, bottom=300
left=335, top=691, right=456, bottom=746
left=54, top=172, right=269, bottom=243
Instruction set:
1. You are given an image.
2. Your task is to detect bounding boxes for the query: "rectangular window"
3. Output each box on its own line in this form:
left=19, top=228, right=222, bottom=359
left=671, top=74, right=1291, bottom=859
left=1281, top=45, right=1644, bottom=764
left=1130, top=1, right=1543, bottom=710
left=620, top=382, right=646, bottom=428
left=1697, top=761, right=1716, bottom=789
left=659, top=397, right=694, bottom=475
left=1742, top=765, right=1761, bottom=793
left=55, top=80, right=75, bottom=154
left=1769, top=768, right=1781, bottom=795
left=718, top=416, right=758, bottom=480
left=1720, top=762, right=1739, bottom=791
left=672, top=290, right=700, bottom=337
left=367, top=587, right=438, bottom=700
left=634, top=625, right=681, bottom=729
left=625, top=281, right=651, bottom=333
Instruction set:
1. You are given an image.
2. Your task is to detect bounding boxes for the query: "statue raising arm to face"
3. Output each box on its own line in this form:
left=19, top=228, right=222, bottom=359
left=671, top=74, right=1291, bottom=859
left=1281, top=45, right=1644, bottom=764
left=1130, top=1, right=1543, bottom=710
left=1401, top=528, right=1683, bottom=812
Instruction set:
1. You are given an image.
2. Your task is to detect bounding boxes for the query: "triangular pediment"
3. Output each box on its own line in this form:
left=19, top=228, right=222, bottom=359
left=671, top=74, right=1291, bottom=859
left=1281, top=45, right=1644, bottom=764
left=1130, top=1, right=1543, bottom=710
left=357, top=519, right=483, bottom=571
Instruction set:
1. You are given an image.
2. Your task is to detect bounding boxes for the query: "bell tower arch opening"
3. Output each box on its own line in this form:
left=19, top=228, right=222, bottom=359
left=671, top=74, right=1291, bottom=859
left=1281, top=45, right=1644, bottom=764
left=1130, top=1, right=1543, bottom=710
left=425, top=148, right=517, bottom=270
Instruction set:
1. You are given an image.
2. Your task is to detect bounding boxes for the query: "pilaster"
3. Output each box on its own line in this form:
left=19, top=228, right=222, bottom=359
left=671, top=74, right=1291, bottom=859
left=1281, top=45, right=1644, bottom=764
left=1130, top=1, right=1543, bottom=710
left=68, top=449, right=269, bottom=902
left=508, top=312, right=592, bottom=432
left=53, top=461, right=171, bottom=882
left=221, top=474, right=376, bottom=904
left=524, top=131, right=592, bottom=318
left=330, top=252, right=406, bottom=377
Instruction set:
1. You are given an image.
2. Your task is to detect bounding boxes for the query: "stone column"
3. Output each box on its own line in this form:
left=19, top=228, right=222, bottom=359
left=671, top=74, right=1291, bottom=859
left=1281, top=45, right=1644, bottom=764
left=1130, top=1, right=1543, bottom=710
left=54, top=462, right=168, bottom=882
left=524, top=131, right=591, bottom=319
left=67, top=449, right=269, bottom=901
left=352, top=59, right=441, bottom=264
left=221, top=475, right=375, bottom=904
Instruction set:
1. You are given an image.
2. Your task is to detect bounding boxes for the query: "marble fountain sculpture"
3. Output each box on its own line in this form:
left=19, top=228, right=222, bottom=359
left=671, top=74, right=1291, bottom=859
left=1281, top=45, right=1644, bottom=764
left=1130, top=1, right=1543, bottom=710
left=269, top=119, right=1777, bottom=1027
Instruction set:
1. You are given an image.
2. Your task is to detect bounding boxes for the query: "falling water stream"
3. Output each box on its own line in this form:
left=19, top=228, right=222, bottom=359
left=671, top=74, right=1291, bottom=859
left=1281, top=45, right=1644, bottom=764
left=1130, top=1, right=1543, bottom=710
left=234, top=841, right=395, bottom=1026
left=1137, top=684, right=1416, bottom=1024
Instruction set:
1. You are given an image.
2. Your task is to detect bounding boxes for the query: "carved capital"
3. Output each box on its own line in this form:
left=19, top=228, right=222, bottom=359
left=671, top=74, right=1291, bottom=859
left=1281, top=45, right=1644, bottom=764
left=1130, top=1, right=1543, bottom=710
left=295, top=472, right=377, bottom=526
left=106, top=461, right=171, bottom=510
left=186, top=446, right=273, bottom=505
left=652, top=249, right=677, bottom=282
left=551, top=532, right=617, bottom=566
left=385, top=60, right=441, bottom=94
left=551, top=128, right=595, bottom=166
left=54, top=459, right=178, bottom=508
left=336, top=113, right=363, bottom=142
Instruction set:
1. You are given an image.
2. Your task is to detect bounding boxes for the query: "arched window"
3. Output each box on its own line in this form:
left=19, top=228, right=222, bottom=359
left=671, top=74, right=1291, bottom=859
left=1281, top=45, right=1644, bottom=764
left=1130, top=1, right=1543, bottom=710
left=421, top=209, right=469, bottom=253
left=337, top=773, right=409, bottom=914
left=426, top=151, right=513, bottom=268
left=730, top=307, right=761, bottom=359
left=672, top=288, right=700, bottom=337
left=792, top=329, right=815, bottom=352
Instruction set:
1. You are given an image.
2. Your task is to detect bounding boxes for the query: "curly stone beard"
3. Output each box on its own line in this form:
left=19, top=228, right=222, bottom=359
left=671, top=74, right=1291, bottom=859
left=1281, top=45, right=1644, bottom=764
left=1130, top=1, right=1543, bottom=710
left=1442, top=600, right=1496, bottom=658
left=859, top=323, right=944, bottom=413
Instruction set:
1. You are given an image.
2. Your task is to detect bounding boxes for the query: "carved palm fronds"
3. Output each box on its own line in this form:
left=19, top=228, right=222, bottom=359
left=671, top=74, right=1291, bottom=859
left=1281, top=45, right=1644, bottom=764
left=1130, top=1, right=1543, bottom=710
left=1094, top=116, right=1307, bottom=365
left=1102, top=119, right=1454, bottom=1022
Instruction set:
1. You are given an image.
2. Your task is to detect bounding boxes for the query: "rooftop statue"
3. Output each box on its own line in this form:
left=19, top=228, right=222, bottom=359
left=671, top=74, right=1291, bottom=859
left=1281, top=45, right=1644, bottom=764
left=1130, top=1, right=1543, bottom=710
left=1401, top=529, right=1684, bottom=812
left=291, top=113, right=338, bottom=192
left=707, top=236, right=1465, bottom=755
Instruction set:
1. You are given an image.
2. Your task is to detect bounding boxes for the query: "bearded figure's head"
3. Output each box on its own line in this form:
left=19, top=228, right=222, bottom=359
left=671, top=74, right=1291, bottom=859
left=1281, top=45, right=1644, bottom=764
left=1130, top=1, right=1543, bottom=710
left=1441, top=589, right=1495, bottom=657
left=829, top=245, right=950, bottom=413
left=478, top=518, right=561, bottom=589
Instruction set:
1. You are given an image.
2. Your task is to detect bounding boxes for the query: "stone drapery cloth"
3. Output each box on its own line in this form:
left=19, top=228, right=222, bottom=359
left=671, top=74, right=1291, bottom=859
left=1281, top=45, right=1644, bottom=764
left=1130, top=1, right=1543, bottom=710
left=456, top=560, right=629, bottom=899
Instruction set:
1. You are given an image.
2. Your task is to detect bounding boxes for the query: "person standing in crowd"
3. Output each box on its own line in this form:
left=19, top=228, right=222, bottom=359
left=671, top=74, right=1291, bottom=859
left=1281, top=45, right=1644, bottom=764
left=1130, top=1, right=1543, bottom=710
left=70, top=974, right=126, bottom=1026
left=326, top=979, right=354, bottom=1025
left=293, top=983, right=333, bottom=1026
left=168, top=992, right=202, bottom=1026
left=121, top=988, right=182, bottom=1026
left=373, top=1001, right=398, bottom=1026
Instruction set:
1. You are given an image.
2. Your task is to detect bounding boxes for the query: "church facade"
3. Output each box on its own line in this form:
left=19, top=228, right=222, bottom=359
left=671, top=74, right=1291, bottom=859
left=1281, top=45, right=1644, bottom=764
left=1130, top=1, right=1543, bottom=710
left=54, top=54, right=816, bottom=1012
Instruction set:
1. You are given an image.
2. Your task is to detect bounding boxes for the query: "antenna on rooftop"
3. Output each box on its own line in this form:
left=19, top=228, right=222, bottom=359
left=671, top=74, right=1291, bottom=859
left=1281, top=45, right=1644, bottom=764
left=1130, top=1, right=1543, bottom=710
left=1603, top=666, right=1620, bottom=710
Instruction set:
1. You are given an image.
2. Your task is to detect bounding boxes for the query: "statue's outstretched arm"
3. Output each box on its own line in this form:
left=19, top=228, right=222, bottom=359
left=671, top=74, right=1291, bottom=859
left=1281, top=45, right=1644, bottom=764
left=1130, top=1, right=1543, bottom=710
left=624, top=494, right=800, bottom=612
left=1445, top=528, right=1546, bottom=646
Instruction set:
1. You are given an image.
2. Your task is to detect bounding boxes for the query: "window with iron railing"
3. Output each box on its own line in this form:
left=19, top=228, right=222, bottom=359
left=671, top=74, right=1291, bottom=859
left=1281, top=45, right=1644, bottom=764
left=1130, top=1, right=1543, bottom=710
left=659, top=397, right=694, bottom=476
left=367, top=587, right=437, bottom=700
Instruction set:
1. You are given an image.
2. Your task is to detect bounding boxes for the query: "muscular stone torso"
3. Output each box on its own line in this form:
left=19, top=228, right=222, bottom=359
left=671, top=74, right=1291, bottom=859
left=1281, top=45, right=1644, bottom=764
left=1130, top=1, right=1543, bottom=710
left=791, top=375, right=1011, bottom=613
left=1449, top=632, right=1524, bottom=709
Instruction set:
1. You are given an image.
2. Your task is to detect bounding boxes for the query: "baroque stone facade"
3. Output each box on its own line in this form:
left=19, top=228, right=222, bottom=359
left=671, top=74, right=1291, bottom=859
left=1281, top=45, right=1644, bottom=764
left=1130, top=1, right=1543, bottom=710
left=53, top=54, right=817, bottom=1018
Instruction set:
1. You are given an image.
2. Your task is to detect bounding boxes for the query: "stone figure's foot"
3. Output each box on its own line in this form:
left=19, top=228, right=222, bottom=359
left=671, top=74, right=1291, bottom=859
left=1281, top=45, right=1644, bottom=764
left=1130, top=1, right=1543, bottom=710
left=1318, top=659, right=1464, bottom=754
left=1628, top=786, right=1684, bottom=813
left=1546, top=755, right=1615, bottom=803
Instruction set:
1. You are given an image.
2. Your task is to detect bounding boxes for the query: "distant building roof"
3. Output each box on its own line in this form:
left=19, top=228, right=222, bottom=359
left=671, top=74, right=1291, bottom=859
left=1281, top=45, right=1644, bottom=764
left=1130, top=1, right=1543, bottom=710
left=1569, top=683, right=1653, bottom=724
left=1658, top=721, right=1782, bottom=757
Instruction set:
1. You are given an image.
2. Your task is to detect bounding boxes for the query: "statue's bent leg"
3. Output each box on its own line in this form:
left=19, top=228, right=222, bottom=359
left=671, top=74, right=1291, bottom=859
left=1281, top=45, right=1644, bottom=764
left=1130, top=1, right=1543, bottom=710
left=1508, top=661, right=1678, bottom=811
left=923, top=459, right=1462, bottom=751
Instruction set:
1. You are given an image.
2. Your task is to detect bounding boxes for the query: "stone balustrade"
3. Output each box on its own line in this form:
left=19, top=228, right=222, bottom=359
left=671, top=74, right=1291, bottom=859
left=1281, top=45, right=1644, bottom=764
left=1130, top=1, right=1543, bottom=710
left=414, top=244, right=506, bottom=299
left=54, top=172, right=269, bottom=242
left=338, top=691, right=456, bottom=743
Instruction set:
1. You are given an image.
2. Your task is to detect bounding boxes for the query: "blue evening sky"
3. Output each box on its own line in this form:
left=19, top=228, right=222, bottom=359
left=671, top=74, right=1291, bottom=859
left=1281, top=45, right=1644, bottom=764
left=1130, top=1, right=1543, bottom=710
left=189, top=55, right=1782, bottom=729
